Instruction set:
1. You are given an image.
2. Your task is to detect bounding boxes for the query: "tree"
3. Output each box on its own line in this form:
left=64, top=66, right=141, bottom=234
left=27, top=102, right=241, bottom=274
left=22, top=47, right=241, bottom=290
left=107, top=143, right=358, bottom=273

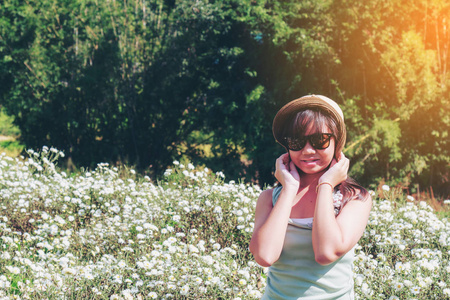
left=1, top=0, right=448, bottom=196
left=329, top=0, right=450, bottom=195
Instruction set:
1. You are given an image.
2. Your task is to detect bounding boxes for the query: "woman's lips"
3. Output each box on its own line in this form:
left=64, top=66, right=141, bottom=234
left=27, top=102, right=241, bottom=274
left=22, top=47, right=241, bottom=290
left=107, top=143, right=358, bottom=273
left=300, top=159, right=320, bottom=167
left=301, top=159, right=319, bottom=163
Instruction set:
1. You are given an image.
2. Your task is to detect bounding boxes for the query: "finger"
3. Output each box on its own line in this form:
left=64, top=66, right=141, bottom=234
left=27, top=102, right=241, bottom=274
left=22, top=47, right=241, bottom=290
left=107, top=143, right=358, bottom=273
left=341, top=156, right=349, bottom=167
left=277, top=156, right=288, bottom=171
left=277, top=154, right=283, bottom=163
left=276, top=157, right=284, bottom=170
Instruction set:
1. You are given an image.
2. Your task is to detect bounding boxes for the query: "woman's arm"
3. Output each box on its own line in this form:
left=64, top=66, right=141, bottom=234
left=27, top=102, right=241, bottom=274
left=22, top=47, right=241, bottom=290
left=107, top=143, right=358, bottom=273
left=313, top=186, right=372, bottom=265
left=249, top=154, right=299, bottom=267
left=312, top=153, right=372, bottom=265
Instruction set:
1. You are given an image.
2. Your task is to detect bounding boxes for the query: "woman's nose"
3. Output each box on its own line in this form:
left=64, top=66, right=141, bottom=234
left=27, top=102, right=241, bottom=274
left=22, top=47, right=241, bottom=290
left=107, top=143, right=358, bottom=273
left=302, top=141, right=316, bottom=153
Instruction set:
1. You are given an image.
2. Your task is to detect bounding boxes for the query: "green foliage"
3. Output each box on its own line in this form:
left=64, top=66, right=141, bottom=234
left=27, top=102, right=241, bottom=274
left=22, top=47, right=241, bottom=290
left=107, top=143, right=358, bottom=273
left=331, top=0, right=450, bottom=195
left=0, top=0, right=448, bottom=196
left=0, top=0, right=280, bottom=183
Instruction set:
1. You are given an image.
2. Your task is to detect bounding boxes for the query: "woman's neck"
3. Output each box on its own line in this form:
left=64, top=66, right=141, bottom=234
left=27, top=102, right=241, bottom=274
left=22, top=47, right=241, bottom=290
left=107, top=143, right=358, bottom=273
left=299, top=171, right=325, bottom=189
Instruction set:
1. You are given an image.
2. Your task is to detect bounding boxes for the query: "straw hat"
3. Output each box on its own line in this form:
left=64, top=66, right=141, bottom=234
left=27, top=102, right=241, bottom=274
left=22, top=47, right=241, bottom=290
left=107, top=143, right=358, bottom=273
left=272, top=95, right=346, bottom=156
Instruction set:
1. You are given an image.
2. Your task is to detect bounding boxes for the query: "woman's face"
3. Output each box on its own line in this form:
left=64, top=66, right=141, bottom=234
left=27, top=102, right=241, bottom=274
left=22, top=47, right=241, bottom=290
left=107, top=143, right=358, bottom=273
left=288, top=124, right=336, bottom=175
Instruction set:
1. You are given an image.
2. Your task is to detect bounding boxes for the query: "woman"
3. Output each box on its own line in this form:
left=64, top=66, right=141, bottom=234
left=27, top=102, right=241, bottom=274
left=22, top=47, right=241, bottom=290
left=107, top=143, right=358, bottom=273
left=249, top=95, right=372, bottom=299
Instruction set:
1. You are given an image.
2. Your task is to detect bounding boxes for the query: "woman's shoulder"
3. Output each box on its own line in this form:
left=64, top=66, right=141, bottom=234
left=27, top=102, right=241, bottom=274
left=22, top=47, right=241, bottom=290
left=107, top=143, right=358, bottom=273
left=258, top=187, right=275, bottom=200
left=339, top=188, right=372, bottom=214
left=258, top=187, right=277, bottom=201
left=258, top=186, right=283, bottom=207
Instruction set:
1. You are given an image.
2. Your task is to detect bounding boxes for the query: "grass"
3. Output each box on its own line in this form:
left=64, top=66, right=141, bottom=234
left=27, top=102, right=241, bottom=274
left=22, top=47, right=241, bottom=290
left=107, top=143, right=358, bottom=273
left=0, top=140, right=24, bottom=157
left=0, top=108, right=23, bottom=157
left=0, top=109, right=20, bottom=138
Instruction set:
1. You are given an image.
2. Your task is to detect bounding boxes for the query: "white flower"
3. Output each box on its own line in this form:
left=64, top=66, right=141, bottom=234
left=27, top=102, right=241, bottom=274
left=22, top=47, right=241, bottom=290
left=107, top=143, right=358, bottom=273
left=382, top=185, right=390, bottom=191
left=1, top=252, right=11, bottom=260
left=195, top=277, right=203, bottom=284
left=167, top=283, right=176, bottom=289
left=403, top=280, right=413, bottom=287
left=249, top=290, right=262, bottom=298
left=211, top=277, right=221, bottom=285
left=393, top=282, right=403, bottom=291
left=62, top=268, right=77, bottom=275
left=354, top=274, right=364, bottom=286
left=361, top=282, right=371, bottom=295
left=118, top=260, right=127, bottom=268
left=410, top=286, right=420, bottom=295
left=6, top=266, right=20, bottom=274
left=189, top=245, right=199, bottom=253
left=148, top=292, right=157, bottom=299
left=180, top=284, right=190, bottom=295
left=122, top=290, right=133, bottom=300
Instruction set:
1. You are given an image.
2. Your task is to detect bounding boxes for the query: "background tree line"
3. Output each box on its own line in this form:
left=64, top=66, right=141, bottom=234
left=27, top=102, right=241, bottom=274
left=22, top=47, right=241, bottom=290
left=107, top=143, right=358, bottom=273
left=0, top=0, right=448, bottom=196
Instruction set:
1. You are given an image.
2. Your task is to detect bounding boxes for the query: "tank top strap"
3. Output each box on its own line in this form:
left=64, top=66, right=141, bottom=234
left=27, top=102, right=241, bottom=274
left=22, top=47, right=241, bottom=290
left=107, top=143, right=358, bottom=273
left=272, top=186, right=283, bottom=206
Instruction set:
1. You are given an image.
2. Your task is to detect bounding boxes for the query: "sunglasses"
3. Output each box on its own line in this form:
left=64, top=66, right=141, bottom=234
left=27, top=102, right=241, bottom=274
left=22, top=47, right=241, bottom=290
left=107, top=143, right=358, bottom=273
left=283, top=133, right=334, bottom=151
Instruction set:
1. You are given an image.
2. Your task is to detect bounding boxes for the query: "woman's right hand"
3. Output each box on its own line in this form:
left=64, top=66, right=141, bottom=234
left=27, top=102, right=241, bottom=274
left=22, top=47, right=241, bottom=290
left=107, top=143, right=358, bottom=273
left=319, top=152, right=349, bottom=188
left=274, top=153, right=300, bottom=191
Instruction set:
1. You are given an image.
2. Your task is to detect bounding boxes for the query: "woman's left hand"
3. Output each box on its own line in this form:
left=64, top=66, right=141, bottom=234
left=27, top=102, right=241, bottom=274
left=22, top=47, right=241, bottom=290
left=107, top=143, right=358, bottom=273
left=319, top=152, right=349, bottom=187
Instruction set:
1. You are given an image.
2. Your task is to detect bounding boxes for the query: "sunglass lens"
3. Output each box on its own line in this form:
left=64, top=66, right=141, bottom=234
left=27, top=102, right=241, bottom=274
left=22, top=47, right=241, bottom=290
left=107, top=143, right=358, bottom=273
left=284, top=134, right=332, bottom=151
left=310, top=134, right=331, bottom=149
left=285, top=137, right=306, bottom=151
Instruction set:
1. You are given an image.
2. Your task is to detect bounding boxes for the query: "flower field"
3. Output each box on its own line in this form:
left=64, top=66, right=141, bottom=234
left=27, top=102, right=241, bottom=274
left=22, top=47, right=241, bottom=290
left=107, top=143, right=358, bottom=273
left=0, top=148, right=449, bottom=299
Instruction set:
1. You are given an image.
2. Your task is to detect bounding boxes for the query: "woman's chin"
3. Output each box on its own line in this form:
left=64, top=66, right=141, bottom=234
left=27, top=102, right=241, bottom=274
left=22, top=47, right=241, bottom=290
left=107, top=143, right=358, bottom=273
left=298, top=167, right=327, bottom=176
left=297, top=162, right=326, bottom=174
